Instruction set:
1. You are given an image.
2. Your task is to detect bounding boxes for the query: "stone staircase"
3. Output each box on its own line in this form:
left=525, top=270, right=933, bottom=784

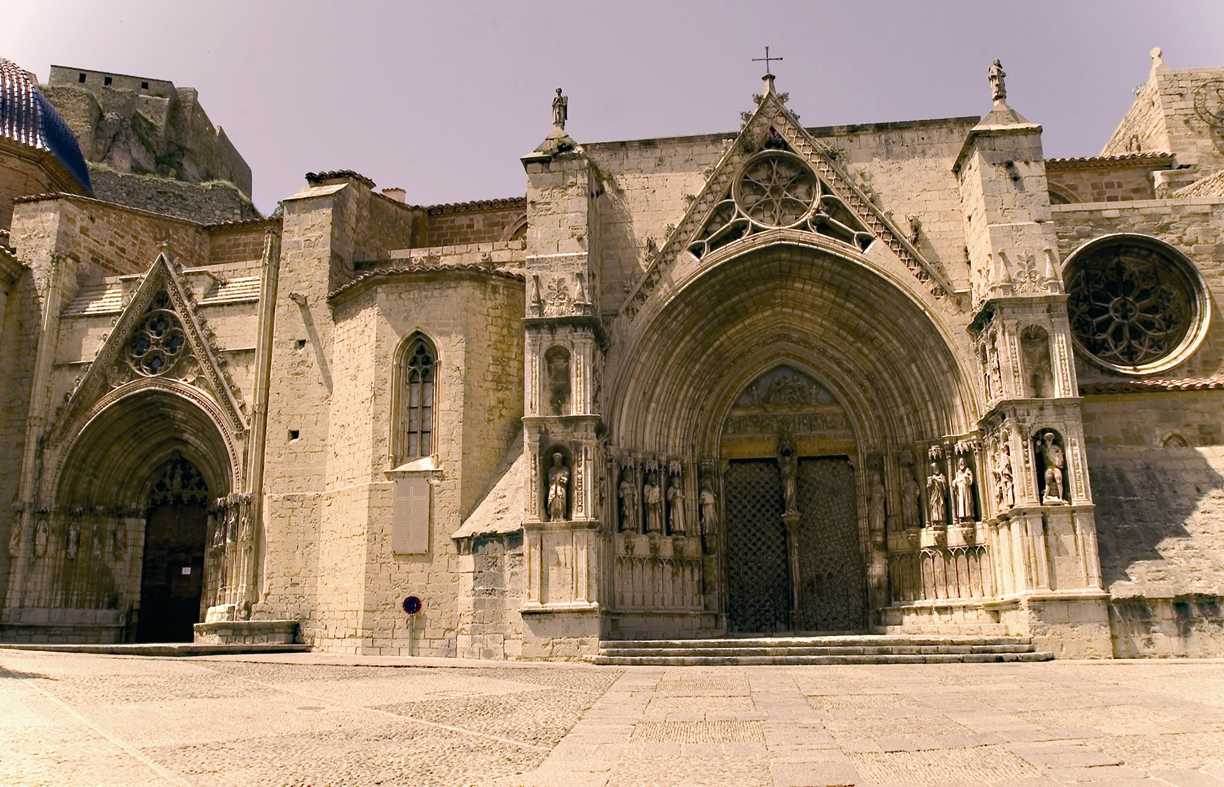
left=585, top=634, right=1053, bottom=666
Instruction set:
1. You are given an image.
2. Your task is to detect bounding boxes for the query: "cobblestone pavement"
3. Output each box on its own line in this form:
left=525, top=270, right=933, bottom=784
left=3, top=652, right=1224, bottom=785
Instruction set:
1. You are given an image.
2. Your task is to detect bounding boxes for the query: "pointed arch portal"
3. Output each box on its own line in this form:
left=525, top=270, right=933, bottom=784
left=608, top=241, right=976, bottom=633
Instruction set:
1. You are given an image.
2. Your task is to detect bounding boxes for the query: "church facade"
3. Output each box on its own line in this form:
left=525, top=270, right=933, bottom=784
left=2, top=50, right=1223, bottom=659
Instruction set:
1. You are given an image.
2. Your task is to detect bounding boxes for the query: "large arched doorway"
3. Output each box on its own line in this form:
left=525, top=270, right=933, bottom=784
left=49, top=386, right=236, bottom=642
left=608, top=242, right=976, bottom=634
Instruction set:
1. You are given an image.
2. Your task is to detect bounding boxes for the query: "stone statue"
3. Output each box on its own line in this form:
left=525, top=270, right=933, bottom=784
left=988, top=58, right=1007, bottom=103
left=643, top=472, right=663, bottom=533
left=34, top=519, right=49, bottom=559
left=867, top=471, right=887, bottom=537
left=699, top=476, right=719, bottom=536
left=545, top=452, right=570, bottom=521
left=1040, top=431, right=1066, bottom=503
left=779, top=444, right=799, bottom=516
left=7, top=521, right=20, bottom=557
left=667, top=474, right=686, bottom=535
left=926, top=462, right=948, bottom=526
left=111, top=522, right=126, bottom=561
left=211, top=510, right=226, bottom=550
left=91, top=523, right=103, bottom=559
left=953, top=457, right=975, bottom=522
left=997, top=440, right=1015, bottom=510
left=66, top=520, right=80, bottom=559
left=618, top=467, right=638, bottom=532
left=552, top=88, right=568, bottom=130
left=225, top=502, right=238, bottom=545
left=545, top=348, right=570, bottom=415
left=900, top=465, right=921, bottom=529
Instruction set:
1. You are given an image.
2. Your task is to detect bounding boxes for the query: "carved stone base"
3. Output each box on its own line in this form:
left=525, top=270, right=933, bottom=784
left=919, top=527, right=946, bottom=549
left=204, top=603, right=239, bottom=623
left=947, top=524, right=977, bottom=547
left=192, top=619, right=298, bottom=645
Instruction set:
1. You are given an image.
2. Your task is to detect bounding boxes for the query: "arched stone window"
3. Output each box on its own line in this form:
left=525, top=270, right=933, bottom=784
left=393, top=334, right=437, bottom=463
left=1064, top=235, right=1210, bottom=374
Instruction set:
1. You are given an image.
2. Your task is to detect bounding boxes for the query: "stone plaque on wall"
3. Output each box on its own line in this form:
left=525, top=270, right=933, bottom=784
left=392, top=475, right=430, bottom=554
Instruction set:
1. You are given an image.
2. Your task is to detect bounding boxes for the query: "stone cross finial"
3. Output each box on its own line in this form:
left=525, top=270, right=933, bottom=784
left=552, top=88, right=568, bottom=130
left=987, top=59, right=1007, bottom=103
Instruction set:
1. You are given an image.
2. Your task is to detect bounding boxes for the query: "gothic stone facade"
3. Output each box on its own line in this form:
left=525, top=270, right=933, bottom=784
left=3, top=51, right=1224, bottom=659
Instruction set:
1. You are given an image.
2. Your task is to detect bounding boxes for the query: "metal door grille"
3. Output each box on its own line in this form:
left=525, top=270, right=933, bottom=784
left=794, top=457, right=865, bottom=631
left=725, top=460, right=789, bottom=633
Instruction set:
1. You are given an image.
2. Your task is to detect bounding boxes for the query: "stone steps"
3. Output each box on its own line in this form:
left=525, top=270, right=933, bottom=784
left=585, top=635, right=1053, bottom=666
left=0, top=643, right=310, bottom=657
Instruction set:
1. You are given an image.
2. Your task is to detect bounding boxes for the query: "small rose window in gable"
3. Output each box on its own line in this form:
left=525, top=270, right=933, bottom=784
left=1065, top=237, right=1209, bottom=374
left=689, top=150, right=873, bottom=259
left=127, top=292, right=188, bottom=377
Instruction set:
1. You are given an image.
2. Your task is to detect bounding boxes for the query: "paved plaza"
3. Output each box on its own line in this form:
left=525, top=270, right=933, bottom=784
left=2, top=651, right=1224, bottom=785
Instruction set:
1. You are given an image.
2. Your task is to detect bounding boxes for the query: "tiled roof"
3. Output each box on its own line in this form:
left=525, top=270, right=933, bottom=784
left=1046, top=152, right=1175, bottom=168
left=1081, top=375, right=1224, bottom=394
left=423, top=196, right=526, bottom=215
left=1175, top=169, right=1224, bottom=198
left=0, top=58, right=91, bottom=192
left=304, top=170, right=376, bottom=189
left=327, top=261, right=524, bottom=301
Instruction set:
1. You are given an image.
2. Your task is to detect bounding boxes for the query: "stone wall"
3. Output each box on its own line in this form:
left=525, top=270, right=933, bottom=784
left=423, top=200, right=525, bottom=247
left=0, top=142, right=66, bottom=231
left=89, top=167, right=260, bottom=225
left=1103, top=65, right=1224, bottom=174
left=1085, top=433, right=1224, bottom=656
left=1045, top=158, right=1163, bottom=203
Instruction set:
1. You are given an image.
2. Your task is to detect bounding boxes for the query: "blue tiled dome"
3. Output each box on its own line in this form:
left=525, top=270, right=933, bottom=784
left=0, top=58, right=91, bottom=193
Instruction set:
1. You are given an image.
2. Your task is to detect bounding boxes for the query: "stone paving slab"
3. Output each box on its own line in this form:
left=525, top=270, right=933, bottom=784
left=4, top=652, right=1224, bottom=784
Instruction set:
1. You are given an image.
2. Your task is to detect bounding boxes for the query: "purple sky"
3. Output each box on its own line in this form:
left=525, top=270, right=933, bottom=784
left=7, top=1, right=1223, bottom=214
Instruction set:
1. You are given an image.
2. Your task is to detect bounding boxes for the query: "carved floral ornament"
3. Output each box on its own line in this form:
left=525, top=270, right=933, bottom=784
left=688, top=150, right=873, bottom=259
left=1064, top=237, right=1209, bottom=374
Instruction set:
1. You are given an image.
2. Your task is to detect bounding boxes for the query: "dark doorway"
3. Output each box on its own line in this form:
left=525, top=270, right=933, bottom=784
left=794, top=457, right=865, bottom=632
left=724, top=456, right=865, bottom=634
left=725, top=459, right=789, bottom=633
left=136, top=457, right=210, bottom=642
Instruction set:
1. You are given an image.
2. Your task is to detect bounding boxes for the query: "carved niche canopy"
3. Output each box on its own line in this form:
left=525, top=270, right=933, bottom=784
left=1065, top=238, right=1207, bottom=373
left=688, top=148, right=873, bottom=259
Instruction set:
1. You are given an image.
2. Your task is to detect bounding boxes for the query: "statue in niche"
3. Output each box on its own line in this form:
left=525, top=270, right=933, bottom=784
left=988, top=340, right=1003, bottom=400
left=779, top=443, right=799, bottom=516
left=867, top=470, right=887, bottom=539
left=997, top=439, right=1015, bottom=510
left=643, top=472, right=663, bottom=533
left=667, top=474, right=687, bottom=535
left=211, top=510, right=226, bottom=550
left=1021, top=326, right=1053, bottom=398
left=66, top=520, right=80, bottom=560
left=552, top=87, right=568, bottom=130
left=1039, top=432, right=1066, bottom=503
left=926, top=462, right=948, bottom=527
left=7, top=522, right=21, bottom=557
left=699, top=476, right=719, bottom=536
left=91, top=524, right=103, bottom=559
left=953, top=457, right=976, bottom=522
left=545, top=347, right=570, bottom=415
left=109, top=522, right=125, bottom=562
left=34, top=519, right=49, bottom=559
left=545, top=452, right=570, bottom=521
left=618, top=466, right=638, bottom=533
left=900, top=461, right=922, bottom=529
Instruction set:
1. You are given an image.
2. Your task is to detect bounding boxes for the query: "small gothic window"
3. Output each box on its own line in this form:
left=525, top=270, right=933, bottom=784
left=1065, top=237, right=1208, bottom=374
left=399, top=336, right=436, bottom=461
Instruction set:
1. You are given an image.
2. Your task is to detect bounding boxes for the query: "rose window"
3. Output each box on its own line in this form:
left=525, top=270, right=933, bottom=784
left=127, top=293, right=187, bottom=377
left=734, top=151, right=818, bottom=228
left=1065, top=239, right=1207, bottom=373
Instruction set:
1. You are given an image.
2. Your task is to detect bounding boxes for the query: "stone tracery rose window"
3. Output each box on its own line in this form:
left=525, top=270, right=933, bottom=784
left=734, top=151, right=819, bottom=228
left=1065, top=238, right=1208, bottom=374
left=127, top=292, right=187, bottom=376
left=689, top=149, right=873, bottom=259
